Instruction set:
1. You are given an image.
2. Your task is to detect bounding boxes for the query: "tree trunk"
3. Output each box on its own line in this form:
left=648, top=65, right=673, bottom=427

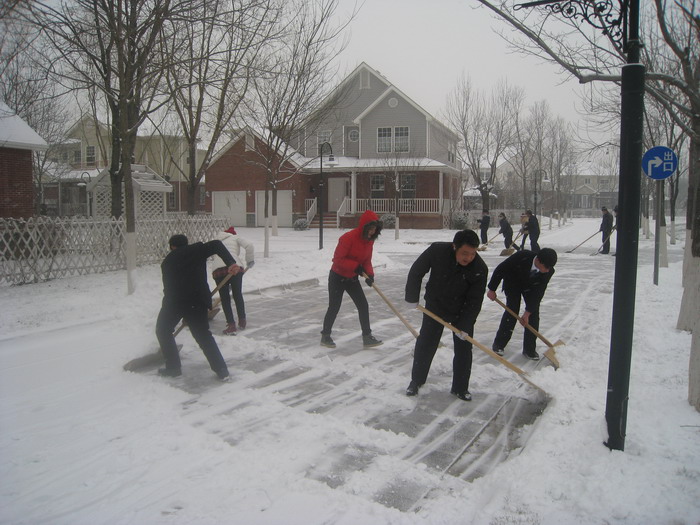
left=681, top=116, right=700, bottom=411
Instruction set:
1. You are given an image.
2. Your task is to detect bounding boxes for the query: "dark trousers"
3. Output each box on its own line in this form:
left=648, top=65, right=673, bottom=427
left=322, top=271, right=371, bottom=336
left=411, top=314, right=473, bottom=393
left=529, top=233, right=540, bottom=253
left=492, top=292, right=539, bottom=354
left=480, top=227, right=488, bottom=244
left=215, top=272, right=245, bottom=324
left=156, top=302, right=228, bottom=374
left=503, top=232, right=513, bottom=249
left=601, top=230, right=612, bottom=254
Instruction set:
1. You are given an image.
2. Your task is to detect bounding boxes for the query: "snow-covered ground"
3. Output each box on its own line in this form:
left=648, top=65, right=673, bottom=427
left=1, top=218, right=698, bottom=524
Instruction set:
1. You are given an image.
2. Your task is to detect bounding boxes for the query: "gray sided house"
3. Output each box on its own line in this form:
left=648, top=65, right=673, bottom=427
left=206, top=62, right=463, bottom=229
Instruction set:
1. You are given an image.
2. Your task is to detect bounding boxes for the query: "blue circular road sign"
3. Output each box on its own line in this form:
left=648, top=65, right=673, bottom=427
left=642, top=146, right=678, bottom=180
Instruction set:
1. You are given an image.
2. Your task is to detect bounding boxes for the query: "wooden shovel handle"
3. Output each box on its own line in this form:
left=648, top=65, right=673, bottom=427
left=416, top=304, right=546, bottom=394
left=492, top=296, right=559, bottom=348
left=363, top=273, right=420, bottom=339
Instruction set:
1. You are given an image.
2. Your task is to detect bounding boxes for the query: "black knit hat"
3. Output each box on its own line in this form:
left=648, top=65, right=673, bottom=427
left=537, top=248, right=557, bottom=269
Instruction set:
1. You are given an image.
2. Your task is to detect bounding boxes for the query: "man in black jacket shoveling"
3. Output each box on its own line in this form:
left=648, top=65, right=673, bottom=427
left=156, top=234, right=241, bottom=380
left=487, top=248, right=557, bottom=361
left=404, top=229, right=488, bottom=401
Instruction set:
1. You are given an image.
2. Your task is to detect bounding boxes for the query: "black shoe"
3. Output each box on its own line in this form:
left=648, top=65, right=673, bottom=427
left=158, top=367, right=182, bottom=378
left=523, top=350, right=540, bottom=361
left=363, top=334, right=383, bottom=347
left=492, top=345, right=504, bottom=356
left=451, top=390, right=472, bottom=401
left=320, top=334, right=336, bottom=348
left=406, top=381, right=420, bottom=396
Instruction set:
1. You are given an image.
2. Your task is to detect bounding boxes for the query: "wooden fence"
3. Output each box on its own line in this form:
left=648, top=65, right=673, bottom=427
left=0, top=215, right=229, bottom=285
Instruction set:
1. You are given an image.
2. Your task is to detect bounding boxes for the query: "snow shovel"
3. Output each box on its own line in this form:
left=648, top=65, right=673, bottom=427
left=565, top=230, right=599, bottom=253
left=499, top=231, right=522, bottom=256
left=477, top=232, right=500, bottom=251
left=590, top=226, right=616, bottom=255
left=363, top=273, right=421, bottom=340
left=123, top=270, right=237, bottom=371
left=416, top=304, right=547, bottom=395
left=491, top=296, right=563, bottom=369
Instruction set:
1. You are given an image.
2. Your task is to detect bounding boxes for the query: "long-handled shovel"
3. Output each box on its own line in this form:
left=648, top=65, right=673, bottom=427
left=565, top=230, right=599, bottom=253
left=499, top=231, right=522, bottom=256
left=477, top=232, right=501, bottom=251
left=363, top=273, right=420, bottom=340
left=491, top=296, right=564, bottom=369
left=124, top=270, right=237, bottom=371
left=590, top=226, right=616, bottom=255
left=416, top=304, right=547, bottom=395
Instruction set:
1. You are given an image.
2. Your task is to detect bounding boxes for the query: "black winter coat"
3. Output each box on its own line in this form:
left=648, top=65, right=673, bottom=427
left=405, top=242, right=488, bottom=328
left=161, top=240, right=235, bottom=310
left=499, top=218, right=512, bottom=236
left=600, top=212, right=613, bottom=233
left=487, top=250, right=554, bottom=314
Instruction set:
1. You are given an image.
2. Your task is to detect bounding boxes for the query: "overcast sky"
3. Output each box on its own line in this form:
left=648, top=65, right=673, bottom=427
left=333, top=0, right=604, bottom=138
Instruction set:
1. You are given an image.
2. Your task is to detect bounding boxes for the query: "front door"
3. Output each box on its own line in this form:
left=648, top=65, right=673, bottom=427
left=327, top=177, right=348, bottom=212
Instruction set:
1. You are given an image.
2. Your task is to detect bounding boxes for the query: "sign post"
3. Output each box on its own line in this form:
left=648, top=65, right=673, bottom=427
left=642, top=146, right=678, bottom=285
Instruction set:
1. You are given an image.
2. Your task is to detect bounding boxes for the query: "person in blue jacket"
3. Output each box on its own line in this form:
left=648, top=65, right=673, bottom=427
left=404, top=229, right=488, bottom=401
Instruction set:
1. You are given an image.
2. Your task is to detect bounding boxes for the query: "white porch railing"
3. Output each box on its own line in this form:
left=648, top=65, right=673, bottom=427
left=305, top=198, right=317, bottom=223
left=352, top=198, right=441, bottom=215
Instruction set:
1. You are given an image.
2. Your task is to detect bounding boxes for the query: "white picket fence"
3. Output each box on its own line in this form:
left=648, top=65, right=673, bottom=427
left=0, top=215, right=229, bottom=285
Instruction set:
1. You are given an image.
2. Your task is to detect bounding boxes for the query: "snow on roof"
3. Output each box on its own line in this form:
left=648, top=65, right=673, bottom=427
left=0, top=101, right=48, bottom=151
left=303, top=156, right=457, bottom=173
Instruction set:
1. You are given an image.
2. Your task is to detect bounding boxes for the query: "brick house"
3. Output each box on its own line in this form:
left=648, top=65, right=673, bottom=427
left=0, top=102, right=48, bottom=218
left=205, top=63, right=463, bottom=229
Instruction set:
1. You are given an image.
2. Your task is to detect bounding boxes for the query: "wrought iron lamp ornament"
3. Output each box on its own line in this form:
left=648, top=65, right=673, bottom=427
left=515, top=0, right=627, bottom=47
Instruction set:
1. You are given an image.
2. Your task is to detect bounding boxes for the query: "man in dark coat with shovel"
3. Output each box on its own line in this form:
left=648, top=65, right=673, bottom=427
left=487, top=248, right=557, bottom=361
left=404, top=229, right=488, bottom=401
left=156, top=234, right=241, bottom=380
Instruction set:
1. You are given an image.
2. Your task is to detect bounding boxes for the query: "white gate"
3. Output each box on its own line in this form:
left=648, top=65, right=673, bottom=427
left=255, top=190, right=293, bottom=227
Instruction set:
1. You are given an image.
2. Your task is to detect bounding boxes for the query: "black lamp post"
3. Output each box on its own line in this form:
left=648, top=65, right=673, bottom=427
left=318, top=141, right=334, bottom=250
left=517, top=0, right=644, bottom=451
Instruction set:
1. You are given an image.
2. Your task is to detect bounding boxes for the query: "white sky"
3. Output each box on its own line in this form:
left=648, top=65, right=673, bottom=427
left=333, top=0, right=598, bottom=134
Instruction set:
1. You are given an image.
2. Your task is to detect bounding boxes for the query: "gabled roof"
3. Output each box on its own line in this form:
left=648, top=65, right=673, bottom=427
left=0, top=101, right=48, bottom=151
left=311, top=62, right=458, bottom=142
left=210, top=126, right=307, bottom=170
left=354, top=85, right=432, bottom=124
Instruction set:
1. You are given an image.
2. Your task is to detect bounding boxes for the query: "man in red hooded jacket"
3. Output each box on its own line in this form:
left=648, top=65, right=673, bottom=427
left=320, top=209, right=383, bottom=348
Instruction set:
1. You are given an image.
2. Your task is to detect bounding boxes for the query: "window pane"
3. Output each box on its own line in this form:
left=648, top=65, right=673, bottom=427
left=394, top=127, right=409, bottom=152
left=377, top=127, right=391, bottom=153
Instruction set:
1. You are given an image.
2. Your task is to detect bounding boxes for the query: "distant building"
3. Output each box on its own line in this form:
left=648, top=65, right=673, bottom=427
left=205, top=62, right=463, bottom=229
left=0, top=102, right=48, bottom=218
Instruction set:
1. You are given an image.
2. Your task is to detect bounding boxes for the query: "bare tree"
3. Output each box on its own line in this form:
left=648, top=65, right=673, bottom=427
left=476, top=0, right=700, bottom=409
left=0, top=25, right=71, bottom=214
left=32, top=0, right=189, bottom=293
left=155, top=0, right=279, bottom=215
left=242, top=0, right=351, bottom=257
left=445, top=76, right=523, bottom=211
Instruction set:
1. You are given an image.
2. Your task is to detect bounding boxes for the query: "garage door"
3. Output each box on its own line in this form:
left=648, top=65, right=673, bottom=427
left=212, top=191, right=246, bottom=227
left=255, top=190, right=293, bottom=227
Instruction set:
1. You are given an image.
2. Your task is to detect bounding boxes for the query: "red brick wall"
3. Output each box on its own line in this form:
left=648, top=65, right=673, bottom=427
left=205, top=136, right=310, bottom=214
left=0, top=147, right=35, bottom=218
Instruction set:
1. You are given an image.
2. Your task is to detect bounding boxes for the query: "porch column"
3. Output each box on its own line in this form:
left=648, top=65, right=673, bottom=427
left=439, top=172, right=444, bottom=212
left=351, top=171, right=357, bottom=214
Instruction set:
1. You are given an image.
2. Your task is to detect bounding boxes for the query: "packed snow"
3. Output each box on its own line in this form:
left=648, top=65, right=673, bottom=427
left=1, top=218, right=698, bottom=524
